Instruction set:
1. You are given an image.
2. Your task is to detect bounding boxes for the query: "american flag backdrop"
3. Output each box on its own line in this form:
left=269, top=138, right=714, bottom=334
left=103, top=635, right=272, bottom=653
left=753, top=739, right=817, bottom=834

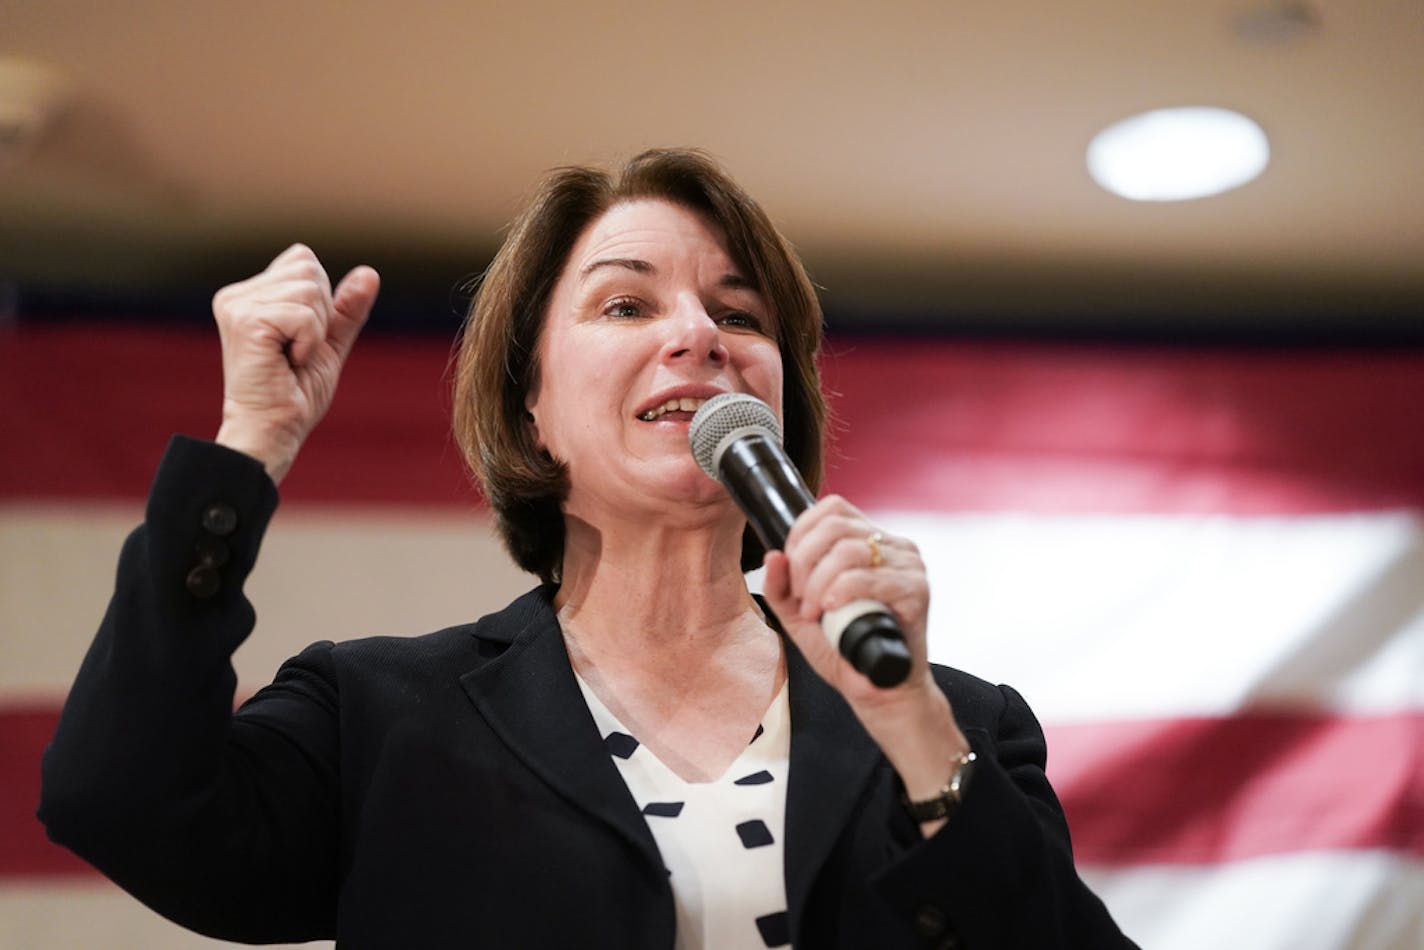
left=2, top=323, right=1421, bottom=948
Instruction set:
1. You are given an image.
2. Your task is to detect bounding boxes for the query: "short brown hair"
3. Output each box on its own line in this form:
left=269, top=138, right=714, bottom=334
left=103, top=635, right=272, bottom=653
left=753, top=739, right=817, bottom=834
left=452, top=148, right=825, bottom=582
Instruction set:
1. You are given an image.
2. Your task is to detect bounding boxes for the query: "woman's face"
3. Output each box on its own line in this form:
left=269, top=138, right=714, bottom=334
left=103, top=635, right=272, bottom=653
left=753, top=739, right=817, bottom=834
left=527, top=198, right=784, bottom=525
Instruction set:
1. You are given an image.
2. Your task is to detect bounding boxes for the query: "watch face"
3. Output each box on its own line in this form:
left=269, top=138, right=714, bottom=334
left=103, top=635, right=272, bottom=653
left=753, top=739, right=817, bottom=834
left=904, top=752, right=977, bottom=823
left=951, top=751, right=978, bottom=798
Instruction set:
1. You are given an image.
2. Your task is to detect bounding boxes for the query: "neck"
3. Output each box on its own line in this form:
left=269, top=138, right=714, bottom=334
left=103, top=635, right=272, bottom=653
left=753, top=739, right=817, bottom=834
left=554, top=512, right=759, bottom=649
left=553, top=510, right=786, bottom=782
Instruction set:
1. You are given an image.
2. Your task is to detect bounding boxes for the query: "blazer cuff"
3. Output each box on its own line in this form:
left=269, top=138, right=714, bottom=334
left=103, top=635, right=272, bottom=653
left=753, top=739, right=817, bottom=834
left=869, top=733, right=1065, bottom=947
left=144, top=434, right=280, bottom=611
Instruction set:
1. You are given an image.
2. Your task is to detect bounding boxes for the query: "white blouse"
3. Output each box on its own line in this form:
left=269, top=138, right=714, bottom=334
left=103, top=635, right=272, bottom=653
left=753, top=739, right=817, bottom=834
left=574, top=673, right=792, bottom=949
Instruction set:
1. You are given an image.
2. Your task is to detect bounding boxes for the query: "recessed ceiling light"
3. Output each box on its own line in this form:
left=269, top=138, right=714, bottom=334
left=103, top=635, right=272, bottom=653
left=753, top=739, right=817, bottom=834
left=1232, top=1, right=1320, bottom=45
left=1087, top=107, right=1270, bottom=202
left=0, top=57, right=71, bottom=165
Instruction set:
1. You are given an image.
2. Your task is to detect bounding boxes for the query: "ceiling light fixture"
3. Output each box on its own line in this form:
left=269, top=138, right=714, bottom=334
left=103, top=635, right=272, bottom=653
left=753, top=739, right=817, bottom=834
left=0, top=57, right=70, bottom=166
left=1087, top=106, right=1270, bottom=202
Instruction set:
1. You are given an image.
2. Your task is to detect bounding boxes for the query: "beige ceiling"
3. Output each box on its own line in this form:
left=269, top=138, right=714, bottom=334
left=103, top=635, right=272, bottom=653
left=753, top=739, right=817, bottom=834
left=2, top=0, right=1421, bottom=331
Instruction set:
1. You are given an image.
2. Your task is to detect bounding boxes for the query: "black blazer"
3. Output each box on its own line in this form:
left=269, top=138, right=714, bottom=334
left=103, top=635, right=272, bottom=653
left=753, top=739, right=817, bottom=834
left=39, top=436, right=1135, bottom=949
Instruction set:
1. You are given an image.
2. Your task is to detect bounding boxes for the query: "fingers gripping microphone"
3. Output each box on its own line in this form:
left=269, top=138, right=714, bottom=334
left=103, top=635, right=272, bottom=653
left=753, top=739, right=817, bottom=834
left=690, top=393, right=912, bottom=688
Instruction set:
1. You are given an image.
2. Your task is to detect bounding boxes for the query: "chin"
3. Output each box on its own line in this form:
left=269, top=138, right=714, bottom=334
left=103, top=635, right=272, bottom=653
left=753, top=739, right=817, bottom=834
left=668, top=467, right=726, bottom=502
left=638, top=461, right=733, bottom=510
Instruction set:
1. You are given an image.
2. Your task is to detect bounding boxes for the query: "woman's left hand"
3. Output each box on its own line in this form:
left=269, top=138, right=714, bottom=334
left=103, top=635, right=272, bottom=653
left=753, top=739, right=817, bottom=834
left=762, top=495, right=971, bottom=813
left=760, top=495, right=934, bottom=708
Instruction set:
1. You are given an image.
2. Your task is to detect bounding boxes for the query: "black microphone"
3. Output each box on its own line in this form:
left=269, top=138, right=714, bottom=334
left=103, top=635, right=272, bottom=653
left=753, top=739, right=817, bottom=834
left=689, top=393, right=912, bottom=688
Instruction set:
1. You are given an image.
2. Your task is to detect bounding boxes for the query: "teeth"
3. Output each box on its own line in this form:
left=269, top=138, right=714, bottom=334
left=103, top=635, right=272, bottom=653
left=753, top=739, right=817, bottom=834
left=638, top=396, right=708, bottom=421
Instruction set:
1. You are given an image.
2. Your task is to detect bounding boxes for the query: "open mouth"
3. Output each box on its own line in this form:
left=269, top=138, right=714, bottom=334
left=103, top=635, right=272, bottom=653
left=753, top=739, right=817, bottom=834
left=637, top=396, right=709, bottom=422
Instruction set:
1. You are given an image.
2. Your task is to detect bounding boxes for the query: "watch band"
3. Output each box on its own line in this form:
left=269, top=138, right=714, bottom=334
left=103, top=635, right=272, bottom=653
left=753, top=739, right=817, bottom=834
left=903, top=751, right=977, bottom=823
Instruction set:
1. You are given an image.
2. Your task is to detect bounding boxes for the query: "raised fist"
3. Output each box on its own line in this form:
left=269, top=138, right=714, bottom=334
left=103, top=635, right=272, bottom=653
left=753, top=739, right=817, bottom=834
left=212, top=244, right=379, bottom=484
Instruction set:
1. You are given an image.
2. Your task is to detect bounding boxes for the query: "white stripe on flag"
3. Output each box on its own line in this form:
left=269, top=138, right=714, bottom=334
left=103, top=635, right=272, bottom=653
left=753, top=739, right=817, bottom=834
left=1082, top=850, right=1424, bottom=950
left=0, top=502, right=533, bottom=699
left=871, top=510, right=1424, bottom=721
left=0, top=879, right=334, bottom=949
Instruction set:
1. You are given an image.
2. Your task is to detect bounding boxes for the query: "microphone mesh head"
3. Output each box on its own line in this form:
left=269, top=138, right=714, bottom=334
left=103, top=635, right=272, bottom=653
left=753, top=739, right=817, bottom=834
left=689, top=393, right=781, bottom=479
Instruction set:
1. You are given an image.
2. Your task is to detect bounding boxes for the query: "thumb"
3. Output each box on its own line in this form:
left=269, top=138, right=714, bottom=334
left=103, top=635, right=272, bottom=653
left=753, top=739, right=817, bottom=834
left=761, top=550, right=796, bottom=619
left=329, top=265, right=380, bottom=359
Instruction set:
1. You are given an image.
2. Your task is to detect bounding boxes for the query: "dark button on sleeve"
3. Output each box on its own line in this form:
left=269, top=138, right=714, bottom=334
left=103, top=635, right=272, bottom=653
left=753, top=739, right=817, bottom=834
left=185, top=565, right=222, bottom=598
left=201, top=502, right=238, bottom=537
left=914, top=904, right=948, bottom=938
left=193, top=535, right=230, bottom=568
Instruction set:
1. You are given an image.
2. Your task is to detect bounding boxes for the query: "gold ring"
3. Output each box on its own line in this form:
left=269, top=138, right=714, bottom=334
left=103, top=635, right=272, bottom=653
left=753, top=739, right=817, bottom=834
left=866, top=531, right=885, bottom=569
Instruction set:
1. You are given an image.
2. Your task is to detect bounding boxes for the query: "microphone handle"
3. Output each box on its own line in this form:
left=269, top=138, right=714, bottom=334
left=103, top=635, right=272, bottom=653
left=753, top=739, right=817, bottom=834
left=719, top=436, right=912, bottom=688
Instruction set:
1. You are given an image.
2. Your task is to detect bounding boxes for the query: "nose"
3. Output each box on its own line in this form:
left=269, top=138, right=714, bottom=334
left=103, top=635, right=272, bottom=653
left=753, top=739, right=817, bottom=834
left=662, top=295, right=728, bottom=366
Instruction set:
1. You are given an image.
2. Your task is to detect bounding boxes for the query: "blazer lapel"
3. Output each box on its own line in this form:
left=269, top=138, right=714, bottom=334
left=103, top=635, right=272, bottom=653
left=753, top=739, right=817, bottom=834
left=457, top=587, right=665, bottom=874
left=458, top=588, right=885, bottom=926
left=782, top=640, right=882, bottom=931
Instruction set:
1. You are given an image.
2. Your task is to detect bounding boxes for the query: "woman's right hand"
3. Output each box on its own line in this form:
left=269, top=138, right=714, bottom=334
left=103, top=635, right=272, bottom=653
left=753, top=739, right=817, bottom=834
left=212, top=244, right=380, bottom=485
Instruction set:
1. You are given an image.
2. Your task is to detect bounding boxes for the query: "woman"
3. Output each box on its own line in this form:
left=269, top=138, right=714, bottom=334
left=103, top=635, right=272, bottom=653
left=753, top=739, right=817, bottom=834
left=39, top=149, right=1136, bottom=948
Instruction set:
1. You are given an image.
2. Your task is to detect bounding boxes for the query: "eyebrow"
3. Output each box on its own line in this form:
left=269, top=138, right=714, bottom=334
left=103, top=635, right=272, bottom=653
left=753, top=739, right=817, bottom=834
left=578, top=257, right=757, bottom=291
left=579, top=257, right=654, bottom=280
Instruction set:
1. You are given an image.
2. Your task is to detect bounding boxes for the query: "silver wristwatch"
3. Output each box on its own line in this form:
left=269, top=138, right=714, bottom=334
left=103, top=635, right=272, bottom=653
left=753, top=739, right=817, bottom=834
left=903, top=751, right=977, bottom=823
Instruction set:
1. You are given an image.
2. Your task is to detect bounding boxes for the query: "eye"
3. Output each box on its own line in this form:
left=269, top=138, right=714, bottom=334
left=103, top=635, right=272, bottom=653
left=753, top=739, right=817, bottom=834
left=602, top=296, right=646, bottom=319
left=716, top=310, right=766, bottom=333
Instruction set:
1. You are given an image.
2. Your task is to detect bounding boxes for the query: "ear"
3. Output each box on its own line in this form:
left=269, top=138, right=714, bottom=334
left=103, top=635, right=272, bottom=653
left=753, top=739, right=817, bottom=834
left=523, top=399, right=544, bottom=451
left=523, top=358, right=547, bottom=452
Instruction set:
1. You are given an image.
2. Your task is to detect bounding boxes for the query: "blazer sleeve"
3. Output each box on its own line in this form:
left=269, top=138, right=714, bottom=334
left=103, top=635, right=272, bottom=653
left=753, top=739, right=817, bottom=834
left=37, top=435, right=342, bottom=943
left=869, top=678, right=1139, bottom=950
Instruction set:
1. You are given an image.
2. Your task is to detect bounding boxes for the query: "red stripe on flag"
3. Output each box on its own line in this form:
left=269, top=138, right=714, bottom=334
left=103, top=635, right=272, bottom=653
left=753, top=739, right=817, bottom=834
left=5, top=705, right=1420, bottom=878
left=1046, top=711, right=1424, bottom=866
left=5, top=326, right=1424, bottom=513
left=0, top=324, right=473, bottom=506
left=821, top=340, right=1424, bottom=514
left=0, top=706, right=94, bottom=877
